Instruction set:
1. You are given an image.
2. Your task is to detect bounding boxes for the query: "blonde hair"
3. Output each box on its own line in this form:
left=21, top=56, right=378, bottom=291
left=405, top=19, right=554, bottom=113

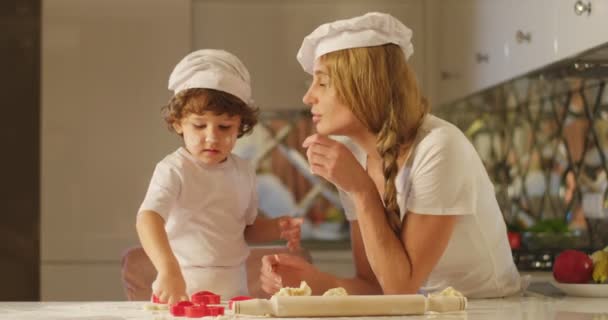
left=322, top=44, right=429, bottom=234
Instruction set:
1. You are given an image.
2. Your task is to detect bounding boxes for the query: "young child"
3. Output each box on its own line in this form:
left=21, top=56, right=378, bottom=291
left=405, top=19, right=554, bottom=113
left=136, top=49, right=302, bottom=304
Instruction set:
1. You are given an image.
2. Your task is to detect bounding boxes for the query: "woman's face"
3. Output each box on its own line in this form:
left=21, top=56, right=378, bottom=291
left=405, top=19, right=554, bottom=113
left=173, top=111, right=241, bottom=165
left=302, top=59, right=362, bottom=136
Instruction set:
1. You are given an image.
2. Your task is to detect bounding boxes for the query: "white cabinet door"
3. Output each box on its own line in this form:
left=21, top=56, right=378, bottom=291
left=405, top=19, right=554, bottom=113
left=502, top=0, right=558, bottom=81
left=434, top=0, right=477, bottom=104
left=471, top=0, right=510, bottom=91
left=556, top=0, right=608, bottom=59
left=431, top=0, right=608, bottom=106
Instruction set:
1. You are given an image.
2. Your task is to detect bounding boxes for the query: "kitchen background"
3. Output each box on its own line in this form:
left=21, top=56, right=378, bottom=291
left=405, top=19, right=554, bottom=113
left=1, top=0, right=607, bottom=301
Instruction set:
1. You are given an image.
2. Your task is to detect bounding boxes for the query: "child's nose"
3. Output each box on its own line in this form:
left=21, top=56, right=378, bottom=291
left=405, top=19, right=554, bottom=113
left=205, top=127, right=219, bottom=143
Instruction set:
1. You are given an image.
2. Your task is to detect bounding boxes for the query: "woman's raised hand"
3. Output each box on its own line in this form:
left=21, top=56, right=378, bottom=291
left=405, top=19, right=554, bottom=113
left=302, top=134, right=370, bottom=195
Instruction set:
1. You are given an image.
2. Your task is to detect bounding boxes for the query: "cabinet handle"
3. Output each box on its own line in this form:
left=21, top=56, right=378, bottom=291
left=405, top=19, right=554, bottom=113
left=475, top=53, right=489, bottom=63
left=515, top=30, right=532, bottom=44
left=440, top=70, right=460, bottom=80
left=574, top=0, right=592, bottom=16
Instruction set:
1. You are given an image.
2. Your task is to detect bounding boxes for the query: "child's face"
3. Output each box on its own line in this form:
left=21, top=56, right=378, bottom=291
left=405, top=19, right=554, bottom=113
left=173, top=111, right=241, bottom=165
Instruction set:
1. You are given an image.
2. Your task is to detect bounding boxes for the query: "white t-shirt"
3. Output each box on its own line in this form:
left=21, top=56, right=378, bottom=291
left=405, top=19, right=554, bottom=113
left=338, top=115, right=521, bottom=298
left=138, top=147, right=258, bottom=297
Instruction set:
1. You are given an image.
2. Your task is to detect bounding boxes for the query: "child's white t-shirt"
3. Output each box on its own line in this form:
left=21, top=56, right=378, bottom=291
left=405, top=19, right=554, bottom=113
left=338, top=115, right=521, bottom=298
left=139, top=147, right=257, bottom=269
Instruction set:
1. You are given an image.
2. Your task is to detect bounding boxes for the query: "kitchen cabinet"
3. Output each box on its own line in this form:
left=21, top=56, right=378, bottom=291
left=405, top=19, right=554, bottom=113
left=430, top=0, right=608, bottom=106
left=471, top=0, right=511, bottom=95
left=501, top=0, right=557, bottom=82
left=555, top=0, right=608, bottom=60
left=432, top=0, right=477, bottom=105
left=431, top=0, right=516, bottom=105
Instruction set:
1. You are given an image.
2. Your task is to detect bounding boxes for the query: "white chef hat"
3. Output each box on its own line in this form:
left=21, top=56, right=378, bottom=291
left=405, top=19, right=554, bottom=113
left=168, top=49, right=253, bottom=104
left=296, top=12, right=414, bottom=74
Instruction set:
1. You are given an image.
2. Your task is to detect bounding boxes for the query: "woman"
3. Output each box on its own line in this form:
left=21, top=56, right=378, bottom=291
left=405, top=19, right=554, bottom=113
left=260, top=12, right=521, bottom=298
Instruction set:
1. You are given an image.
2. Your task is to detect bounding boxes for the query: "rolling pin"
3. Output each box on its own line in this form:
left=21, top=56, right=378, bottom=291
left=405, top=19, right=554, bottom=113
left=234, top=294, right=467, bottom=317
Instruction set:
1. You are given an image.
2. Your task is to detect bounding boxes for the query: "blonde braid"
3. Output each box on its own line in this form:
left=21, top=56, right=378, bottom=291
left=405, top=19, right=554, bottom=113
left=377, top=106, right=403, bottom=234
left=322, top=44, right=429, bottom=235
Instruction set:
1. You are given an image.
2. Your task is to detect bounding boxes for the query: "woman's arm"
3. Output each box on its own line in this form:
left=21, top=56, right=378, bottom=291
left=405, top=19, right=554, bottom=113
left=334, top=221, right=383, bottom=294
left=351, top=185, right=458, bottom=294
left=259, top=221, right=382, bottom=295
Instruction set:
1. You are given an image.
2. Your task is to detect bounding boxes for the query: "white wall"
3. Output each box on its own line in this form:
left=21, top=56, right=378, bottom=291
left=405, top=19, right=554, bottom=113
left=192, top=0, right=426, bottom=110
left=41, top=0, right=191, bottom=300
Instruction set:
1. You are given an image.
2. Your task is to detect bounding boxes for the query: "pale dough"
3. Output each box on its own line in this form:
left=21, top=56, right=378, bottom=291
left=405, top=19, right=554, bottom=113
left=273, top=281, right=312, bottom=297
left=428, top=286, right=464, bottom=297
left=273, top=281, right=349, bottom=297
left=322, top=287, right=348, bottom=296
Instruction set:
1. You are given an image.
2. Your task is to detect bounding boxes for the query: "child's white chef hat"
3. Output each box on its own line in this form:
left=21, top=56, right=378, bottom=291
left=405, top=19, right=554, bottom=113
left=296, top=12, right=414, bottom=74
left=168, top=49, right=252, bottom=104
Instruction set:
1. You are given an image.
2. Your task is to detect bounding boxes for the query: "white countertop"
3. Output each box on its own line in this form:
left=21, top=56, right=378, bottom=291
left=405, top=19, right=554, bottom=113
left=0, top=295, right=606, bottom=320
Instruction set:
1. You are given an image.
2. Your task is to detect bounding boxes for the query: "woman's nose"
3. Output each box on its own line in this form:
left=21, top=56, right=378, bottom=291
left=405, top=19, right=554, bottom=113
left=302, top=86, right=316, bottom=106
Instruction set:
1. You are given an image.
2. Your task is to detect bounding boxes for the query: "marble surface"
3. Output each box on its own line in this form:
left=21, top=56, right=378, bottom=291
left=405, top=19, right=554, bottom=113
left=0, top=295, right=606, bottom=320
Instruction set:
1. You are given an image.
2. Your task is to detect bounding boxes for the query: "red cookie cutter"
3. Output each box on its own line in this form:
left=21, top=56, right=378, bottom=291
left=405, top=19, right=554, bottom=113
left=191, top=290, right=220, bottom=305
left=206, top=306, right=225, bottom=316
left=170, top=301, right=195, bottom=317
left=229, top=295, right=252, bottom=309
left=184, top=305, right=207, bottom=318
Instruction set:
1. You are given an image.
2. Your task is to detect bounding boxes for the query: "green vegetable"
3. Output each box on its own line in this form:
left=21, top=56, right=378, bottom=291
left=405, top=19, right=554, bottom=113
left=527, top=218, right=569, bottom=233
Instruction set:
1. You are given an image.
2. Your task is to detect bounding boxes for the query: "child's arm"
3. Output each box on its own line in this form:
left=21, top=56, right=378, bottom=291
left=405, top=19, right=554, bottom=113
left=245, top=216, right=303, bottom=250
left=136, top=210, right=187, bottom=304
left=244, top=215, right=280, bottom=243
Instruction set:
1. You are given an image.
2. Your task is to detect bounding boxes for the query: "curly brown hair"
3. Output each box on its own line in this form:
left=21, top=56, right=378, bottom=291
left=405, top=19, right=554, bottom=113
left=161, top=88, right=259, bottom=138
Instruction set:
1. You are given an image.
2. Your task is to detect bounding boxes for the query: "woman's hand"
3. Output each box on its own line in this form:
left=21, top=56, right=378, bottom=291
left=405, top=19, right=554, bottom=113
left=152, top=270, right=188, bottom=305
left=278, top=217, right=303, bottom=251
left=259, top=254, right=319, bottom=295
left=302, top=134, right=371, bottom=195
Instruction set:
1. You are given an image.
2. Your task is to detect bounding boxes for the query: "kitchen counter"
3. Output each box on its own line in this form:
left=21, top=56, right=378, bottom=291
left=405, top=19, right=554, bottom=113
left=0, top=294, right=606, bottom=320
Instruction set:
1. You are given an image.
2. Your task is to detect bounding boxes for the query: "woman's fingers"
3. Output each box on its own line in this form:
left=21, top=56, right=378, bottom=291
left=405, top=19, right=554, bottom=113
left=260, top=255, right=283, bottom=293
left=260, top=273, right=282, bottom=294
left=302, top=134, right=335, bottom=148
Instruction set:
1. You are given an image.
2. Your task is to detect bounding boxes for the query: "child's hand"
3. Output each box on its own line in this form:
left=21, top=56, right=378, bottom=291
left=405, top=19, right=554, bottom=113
left=152, top=271, right=188, bottom=305
left=278, top=217, right=303, bottom=251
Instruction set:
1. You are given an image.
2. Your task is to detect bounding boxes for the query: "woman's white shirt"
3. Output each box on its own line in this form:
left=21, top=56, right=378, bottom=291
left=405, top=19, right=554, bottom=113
left=338, top=115, right=521, bottom=298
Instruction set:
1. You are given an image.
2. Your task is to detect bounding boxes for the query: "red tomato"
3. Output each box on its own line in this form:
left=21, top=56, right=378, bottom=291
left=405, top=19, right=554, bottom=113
left=553, top=249, right=593, bottom=283
left=507, top=231, right=521, bottom=250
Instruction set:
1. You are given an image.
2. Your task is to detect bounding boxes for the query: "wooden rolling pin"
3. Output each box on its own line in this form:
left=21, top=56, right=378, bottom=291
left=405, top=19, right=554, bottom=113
left=234, top=294, right=467, bottom=317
